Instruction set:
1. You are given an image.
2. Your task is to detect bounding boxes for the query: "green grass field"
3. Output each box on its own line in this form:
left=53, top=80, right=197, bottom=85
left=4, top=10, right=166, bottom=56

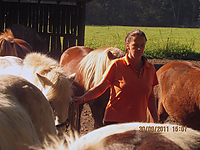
left=84, top=26, right=200, bottom=59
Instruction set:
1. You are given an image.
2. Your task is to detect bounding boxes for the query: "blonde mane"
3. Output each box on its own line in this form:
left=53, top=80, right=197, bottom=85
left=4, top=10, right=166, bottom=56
left=0, top=53, right=74, bottom=136
left=77, top=47, right=125, bottom=90
left=21, top=52, right=73, bottom=103
left=0, top=29, right=17, bottom=56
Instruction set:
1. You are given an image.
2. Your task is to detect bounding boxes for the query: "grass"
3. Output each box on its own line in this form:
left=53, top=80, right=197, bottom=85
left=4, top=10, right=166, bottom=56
left=84, top=26, right=200, bottom=60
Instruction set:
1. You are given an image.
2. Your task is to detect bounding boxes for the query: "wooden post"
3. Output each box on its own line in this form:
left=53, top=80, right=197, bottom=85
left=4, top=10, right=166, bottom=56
left=77, top=1, right=86, bottom=46
left=0, top=0, right=3, bottom=31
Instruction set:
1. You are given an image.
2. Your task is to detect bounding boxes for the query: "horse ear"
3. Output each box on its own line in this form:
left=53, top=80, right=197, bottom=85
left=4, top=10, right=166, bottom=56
left=36, top=73, right=53, bottom=88
left=107, top=51, right=116, bottom=60
left=68, top=73, right=76, bottom=84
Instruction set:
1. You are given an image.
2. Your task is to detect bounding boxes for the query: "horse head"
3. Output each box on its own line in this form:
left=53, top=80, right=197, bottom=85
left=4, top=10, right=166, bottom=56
left=0, top=29, right=17, bottom=57
left=21, top=52, right=74, bottom=136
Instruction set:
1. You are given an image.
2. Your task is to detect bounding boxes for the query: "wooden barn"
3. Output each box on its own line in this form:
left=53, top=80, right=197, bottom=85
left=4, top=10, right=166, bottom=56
left=0, top=0, right=93, bottom=59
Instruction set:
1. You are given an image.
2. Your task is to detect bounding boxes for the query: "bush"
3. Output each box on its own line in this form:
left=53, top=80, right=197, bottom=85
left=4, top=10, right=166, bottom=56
left=144, top=37, right=200, bottom=60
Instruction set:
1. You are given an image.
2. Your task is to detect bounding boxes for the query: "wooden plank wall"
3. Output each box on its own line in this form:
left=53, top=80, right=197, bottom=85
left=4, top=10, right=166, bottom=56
left=0, top=1, right=86, bottom=59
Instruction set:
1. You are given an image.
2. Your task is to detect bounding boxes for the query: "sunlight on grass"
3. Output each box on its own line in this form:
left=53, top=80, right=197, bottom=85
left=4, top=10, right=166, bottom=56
left=85, top=26, right=200, bottom=53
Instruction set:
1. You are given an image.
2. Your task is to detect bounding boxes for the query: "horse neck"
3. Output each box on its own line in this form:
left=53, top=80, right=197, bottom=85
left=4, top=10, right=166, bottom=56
left=78, top=50, right=110, bottom=90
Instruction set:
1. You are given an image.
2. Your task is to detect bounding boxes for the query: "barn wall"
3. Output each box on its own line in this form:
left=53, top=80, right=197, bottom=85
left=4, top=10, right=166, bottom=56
left=0, top=0, right=86, bottom=59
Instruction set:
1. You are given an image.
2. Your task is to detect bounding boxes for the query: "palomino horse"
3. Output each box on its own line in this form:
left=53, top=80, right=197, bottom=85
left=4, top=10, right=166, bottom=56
left=60, top=46, right=125, bottom=131
left=39, top=122, right=200, bottom=150
left=0, top=29, right=33, bottom=59
left=0, top=53, right=75, bottom=136
left=0, top=74, right=56, bottom=150
left=156, top=61, right=200, bottom=130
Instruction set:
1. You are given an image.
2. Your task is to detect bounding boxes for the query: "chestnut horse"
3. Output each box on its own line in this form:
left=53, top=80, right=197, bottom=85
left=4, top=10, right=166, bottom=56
left=0, top=74, right=56, bottom=150
left=60, top=46, right=125, bottom=131
left=0, top=29, right=33, bottom=59
left=156, top=61, right=200, bottom=130
left=39, top=122, right=200, bottom=150
left=0, top=53, right=75, bottom=136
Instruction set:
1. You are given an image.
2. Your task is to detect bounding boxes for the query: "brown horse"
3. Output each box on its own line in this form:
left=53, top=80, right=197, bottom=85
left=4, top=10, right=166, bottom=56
left=60, top=46, right=125, bottom=131
left=0, top=29, right=33, bottom=59
left=60, top=46, right=93, bottom=76
left=155, top=61, right=200, bottom=130
left=0, top=74, right=56, bottom=150
left=0, top=53, right=75, bottom=136
left=39, top=122, right=200, bottom=150
left=9, top=24, right=45, bottom=52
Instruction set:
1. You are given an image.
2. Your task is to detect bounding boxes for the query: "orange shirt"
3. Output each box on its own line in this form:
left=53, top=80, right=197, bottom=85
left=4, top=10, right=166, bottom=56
left=103, top=54, right=158, bottom=123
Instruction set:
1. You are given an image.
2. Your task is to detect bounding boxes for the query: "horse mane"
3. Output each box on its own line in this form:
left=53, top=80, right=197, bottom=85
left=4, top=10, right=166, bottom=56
left=21, top=52, right=73, bottom=103
left=0, top=29, right=17, bottom=56
left=77, top=47, right=125, bottom=91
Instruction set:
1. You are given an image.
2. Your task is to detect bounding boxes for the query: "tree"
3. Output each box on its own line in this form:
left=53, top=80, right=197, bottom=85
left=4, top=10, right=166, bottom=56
left=86, top=0, right=200, bottom=27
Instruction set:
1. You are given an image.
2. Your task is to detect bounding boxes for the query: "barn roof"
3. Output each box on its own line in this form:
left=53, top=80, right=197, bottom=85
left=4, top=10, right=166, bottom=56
left=2, top=0, right=94, bottom=4
left=38, top=0, right=94, bottom=3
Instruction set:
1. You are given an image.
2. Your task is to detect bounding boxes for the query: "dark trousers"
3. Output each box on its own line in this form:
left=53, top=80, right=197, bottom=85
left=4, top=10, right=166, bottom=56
left=103, top=121, right=119, bottom=126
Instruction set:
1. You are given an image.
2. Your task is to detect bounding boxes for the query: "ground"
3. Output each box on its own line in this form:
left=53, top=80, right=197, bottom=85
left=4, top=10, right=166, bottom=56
left=79, top=58, right=200, bottom=136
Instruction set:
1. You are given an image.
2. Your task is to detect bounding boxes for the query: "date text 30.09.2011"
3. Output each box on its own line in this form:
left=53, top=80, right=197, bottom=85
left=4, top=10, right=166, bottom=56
left=139, top=125, right=187, bottom=132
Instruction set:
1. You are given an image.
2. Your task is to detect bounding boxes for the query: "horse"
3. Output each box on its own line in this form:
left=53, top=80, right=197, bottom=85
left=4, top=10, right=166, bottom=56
left=0, top=29, right=33, bottom=59
left=155, top=61, right=200, bottom=130
left=0, top=53, right=75, bottom=136
left=60, top=46, right=93, bottom=75
left=38, top=122, right=200, bottom=150
left=9, top=24, right=45, bottom=52
left=60, top=46, right=125, bottom=131
left=0, top=74, right=56, bottom=150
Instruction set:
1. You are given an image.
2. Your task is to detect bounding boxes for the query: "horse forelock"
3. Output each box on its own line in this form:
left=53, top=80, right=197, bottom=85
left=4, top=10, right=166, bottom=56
left=78, top=47, right=124, bottom=90
left=46, top=71, right=73, bottom=103
left=0, top=38, right=17, bottom=57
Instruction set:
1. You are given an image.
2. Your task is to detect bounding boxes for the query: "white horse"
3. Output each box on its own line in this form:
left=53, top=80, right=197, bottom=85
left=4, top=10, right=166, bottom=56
left=36, top=122, right=200, bottom=150
left=0, top=52, right=75, bottom=136
left=0, top=74, right=56, bottom=150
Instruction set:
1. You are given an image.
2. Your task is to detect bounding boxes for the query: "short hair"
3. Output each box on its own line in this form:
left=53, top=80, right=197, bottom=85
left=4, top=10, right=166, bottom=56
left=125, top=29, right=147, bottom=44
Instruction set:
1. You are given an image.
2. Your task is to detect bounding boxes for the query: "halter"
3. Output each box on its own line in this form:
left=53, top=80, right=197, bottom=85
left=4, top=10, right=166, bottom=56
left=56, top=118, right=69, bottom=128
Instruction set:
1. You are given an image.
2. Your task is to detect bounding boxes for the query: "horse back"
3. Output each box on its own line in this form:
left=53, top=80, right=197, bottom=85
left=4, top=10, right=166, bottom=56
left=60, top=46, right=93, bottom=75
left=157, top=61, right=200, bottom=85
left=0, top=74, right=56, bottom=142
left=157, top=61, right=200, bottom=129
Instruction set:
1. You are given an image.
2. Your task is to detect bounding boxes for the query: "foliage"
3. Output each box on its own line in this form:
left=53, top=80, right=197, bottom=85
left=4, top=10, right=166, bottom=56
left=85, top=26, right=200, bottom=60
left=144, top=40, right=200, bottom=60
left=86, top=0, right=200, bottom=27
